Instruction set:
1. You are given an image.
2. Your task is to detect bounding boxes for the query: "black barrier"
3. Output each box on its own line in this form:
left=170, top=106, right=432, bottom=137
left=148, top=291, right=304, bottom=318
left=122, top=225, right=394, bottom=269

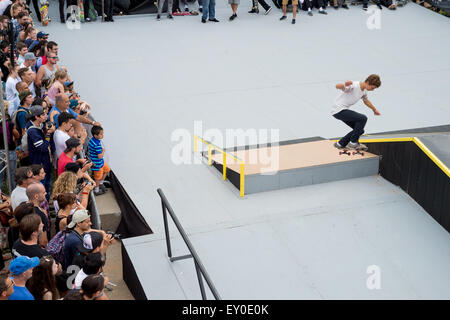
left=367, top=141, right=450, bottom=232
left=426, top=0, right=450, bottom=12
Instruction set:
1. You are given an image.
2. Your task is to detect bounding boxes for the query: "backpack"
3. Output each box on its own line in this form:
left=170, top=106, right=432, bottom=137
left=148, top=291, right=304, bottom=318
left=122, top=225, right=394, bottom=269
left=46, top=230, right=68, bottom=264
left=11, top=108, right=28, bottom=131
left=20, top=124, right=41, bottom=153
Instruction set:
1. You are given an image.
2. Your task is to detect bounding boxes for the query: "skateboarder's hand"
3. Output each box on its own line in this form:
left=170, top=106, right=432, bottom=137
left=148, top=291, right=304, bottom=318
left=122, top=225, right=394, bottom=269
left=344, top=80, right=353, bottom=87
left=373, top=109, right=381, bottom=116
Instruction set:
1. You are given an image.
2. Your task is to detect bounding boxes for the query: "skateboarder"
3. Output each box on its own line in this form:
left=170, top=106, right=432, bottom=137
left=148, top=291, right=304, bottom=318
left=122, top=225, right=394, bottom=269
left=332, top=74, right=381, bottom=151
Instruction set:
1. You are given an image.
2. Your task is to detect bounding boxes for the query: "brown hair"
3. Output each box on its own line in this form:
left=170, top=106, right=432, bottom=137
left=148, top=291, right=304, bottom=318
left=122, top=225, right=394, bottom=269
left=51, top=172, right=78, bottom=200
left=365, top=74, right=381, bottom=88
left=27, top=256, right=59, bottom=300
left=13, top=202, right=35, bottom=223
left=57, top=193, right=76, bottom=210
left=19, top=213, right=41, bottom=241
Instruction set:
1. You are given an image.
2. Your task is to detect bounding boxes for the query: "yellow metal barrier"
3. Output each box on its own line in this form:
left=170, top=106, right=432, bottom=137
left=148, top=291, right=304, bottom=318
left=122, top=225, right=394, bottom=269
left=194, top=135, right=246, bottom=197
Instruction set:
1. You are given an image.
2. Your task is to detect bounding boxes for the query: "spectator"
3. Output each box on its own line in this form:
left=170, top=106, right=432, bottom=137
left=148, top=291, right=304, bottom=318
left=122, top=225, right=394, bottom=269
left=62, top=209, right=92, bottom=270
left=39, top=41, right=57, bottom=67
left=301, top=0, right=327, bottom=14
left=58, top=137, right=91, bottom=177
left=11, top=166, right=33, bottom=211
left=330, top=0, right=349, bottom=9
left=65, top=162, right=95, bottom=186
left=9, top=202, right=34, bottom=248
left=88, top=125, right=110, bottom=196
left=14, top=88, right=32, bottom=136
left=49, top=94, right=100, bottom=137
left=5, top=62, right=21, bottom=105
left=30, top=40, right=48, bottom=70
left=12, top=213, right=49, bottom=257
left=30, top=163, right=45, bottom=184
left=36, top=31, right=49, bottom=41
left=55, top=193, right=77, bottom=233
left=17, top=67, right=36, bottom=98
left=0, top=273, right=15, bottom=300
left=362, top=0, right=382, bottom=10
left=0, top=40, right=10, bottom=81
left=27, top=105, right=55, bottom=196
left=54, top=111, right=75, bottom=161
left=280, top=0, right=298, bottom=24
left=248, top=0, right=272, bottom=14
left=74, top=252, right=104, bottom=289
left=16, top=42, right=28, bottom=65
left=51, top=171, right=93, bottom=210
left=0, top=107, right=19, bottom=191
left=228, top=0, right=238, bottom=20
left=36, top=51, right=61, bottom=91
left=7, top=255, right=39, bottom=300
left=201, top=0, right=218, bottom=23
left=12, top=11, right=29, bottom=45
left=7, top=81, right=27, bottom=118
left=64, top=274, right=108, bottom=300
left=26, top=183, right=50, bottom=245
left=47, top=70, right=68, bottom=106
left=104, top=0, right=115, bottom=21
left=156, top=0, right=174, bottom=20
left=20, top=52, right=37, bottom=72
left=25, top=0, right=41, bottom=23
left=26, top=255, right=60, bottom=300
left=71, top=231, right=113, bottom=270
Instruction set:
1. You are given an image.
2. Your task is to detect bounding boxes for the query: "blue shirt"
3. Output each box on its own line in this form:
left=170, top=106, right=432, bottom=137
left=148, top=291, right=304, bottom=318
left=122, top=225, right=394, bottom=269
left=62, top=231, right=84, bottom=270
left=49, top=106, right=78, bottom=129
left=15, top=106, right=30, bottom=134
left=88, top=137, right=104, bottom=171
left=8, top=284, right=35, bottom=300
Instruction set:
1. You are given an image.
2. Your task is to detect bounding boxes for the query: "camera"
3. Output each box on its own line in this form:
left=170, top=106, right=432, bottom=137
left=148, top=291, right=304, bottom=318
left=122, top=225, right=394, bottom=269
left=106, top=231, right=121, bottom=240
left=45, top=121, right=54, bottom=129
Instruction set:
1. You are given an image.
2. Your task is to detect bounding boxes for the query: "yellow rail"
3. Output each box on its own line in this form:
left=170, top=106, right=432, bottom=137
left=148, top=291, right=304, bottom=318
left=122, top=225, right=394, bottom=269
left=194, top=135, right=246, bottom=197
left=354, top=137, right=450, bottom=178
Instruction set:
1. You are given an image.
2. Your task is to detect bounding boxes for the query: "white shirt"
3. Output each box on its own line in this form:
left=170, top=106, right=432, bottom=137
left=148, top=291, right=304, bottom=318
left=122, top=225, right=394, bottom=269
left=28, top=82, right=37, bottom=98
left=5, top=76, right=21, bottom=102
left=11, top=186, right=28, bottom=211
left=331, top=81, right=368, bottom=115
left=54, top=129, right=71, bottom=161
left=74, top=269, right=88, bottom=289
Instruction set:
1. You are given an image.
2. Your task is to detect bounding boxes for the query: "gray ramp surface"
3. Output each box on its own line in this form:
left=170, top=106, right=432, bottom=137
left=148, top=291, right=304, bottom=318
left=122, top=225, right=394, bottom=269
left=43, top=3, right=450, bottom=299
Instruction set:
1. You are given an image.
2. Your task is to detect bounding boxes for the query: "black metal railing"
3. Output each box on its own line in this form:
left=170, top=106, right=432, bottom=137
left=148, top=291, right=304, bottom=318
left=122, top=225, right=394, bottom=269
left=157, top=188, right=221, bottom=300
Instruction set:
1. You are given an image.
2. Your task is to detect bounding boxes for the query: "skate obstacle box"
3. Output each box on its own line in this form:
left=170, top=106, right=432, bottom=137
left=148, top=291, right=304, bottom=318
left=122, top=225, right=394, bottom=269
left=194, top=136, right=380, bottom=197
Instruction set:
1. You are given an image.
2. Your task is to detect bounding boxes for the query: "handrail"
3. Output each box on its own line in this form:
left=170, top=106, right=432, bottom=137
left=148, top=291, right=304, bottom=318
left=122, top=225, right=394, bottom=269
left=193, top=135, right=246, bottom=197
left=157, top=188, right=221, bottom=300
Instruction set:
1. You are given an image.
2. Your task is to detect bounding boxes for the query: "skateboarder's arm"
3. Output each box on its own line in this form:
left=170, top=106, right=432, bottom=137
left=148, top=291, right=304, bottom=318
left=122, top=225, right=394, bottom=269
left=336, top=81, right=353, bottom=91
left=363, top=98, right=381, bottom=115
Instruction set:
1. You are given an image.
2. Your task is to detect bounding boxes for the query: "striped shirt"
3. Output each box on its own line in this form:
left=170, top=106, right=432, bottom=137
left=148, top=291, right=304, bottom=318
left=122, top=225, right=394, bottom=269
left=88, top=137, right=103, bottom=171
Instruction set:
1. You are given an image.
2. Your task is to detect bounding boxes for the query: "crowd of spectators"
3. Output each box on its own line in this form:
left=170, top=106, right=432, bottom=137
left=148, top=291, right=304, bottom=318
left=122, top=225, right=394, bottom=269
left=0, top=0, right=115, bottom=300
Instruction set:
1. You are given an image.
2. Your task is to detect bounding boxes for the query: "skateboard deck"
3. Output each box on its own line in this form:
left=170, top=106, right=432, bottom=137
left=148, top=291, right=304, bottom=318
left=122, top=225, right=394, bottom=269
left=40, top=0, right=50, bottom=26
left=77, top=0, right=85, bottom=22
left=334, top=143, right=367, bottom=156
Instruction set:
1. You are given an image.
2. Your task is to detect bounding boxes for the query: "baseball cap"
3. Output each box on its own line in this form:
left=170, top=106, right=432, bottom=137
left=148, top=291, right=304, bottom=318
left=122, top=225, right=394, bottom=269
left=67, top=209, right=90, bottom=228
left=37, top=31, right=49, bottom=38
left=64, top=81, right=74, bottom=87
left=69, top=99, right=79, bottom=109
left=77, top=232, right=104, bottom=253
left=19, top=90, right=32, bottom=104
left=24, top=52, right=36, bottom=60
left=9, top=256, right=40, bottom=275
left=29, top=105, right=45, bottom=117
left=65, top=137, right=81, bottom=150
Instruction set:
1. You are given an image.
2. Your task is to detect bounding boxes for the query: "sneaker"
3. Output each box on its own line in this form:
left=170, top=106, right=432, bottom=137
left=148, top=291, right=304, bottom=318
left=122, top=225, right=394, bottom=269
left=190, top=10, right=199, bottom=15
left=202, top=18, right=206, bottom=23
left=199, top=6, right=203, bottom=12
left=292, top=18, right=295, bottom=24
left=86, top=17, right=91, bottom=22
left=341, top=3, right=349, bottom=9
left=280, top=15, right=287, bottom=20
left=363, top=3, right=368, bottom=10
left=209, top=18, right=219, bottom=22
left=333, top=142, right=345, bottom=150
left=185, top=7, right=189, bottom=12
left=308, top=10, right=313, bottom=16
left=100, top=184, right=107, bottom=192
left=157, top=14, right=160, bottom=20
left=248, top=7, right=259, bottom=13
left=168, top=14, right=174, bottom=19
left=347, top=142, right=368, bottom=151
left=319, top=9, right=327, bottom=14
left=265, top=6, right=272, bottom=14
left=377, top=3, right=382, bottom=9
left=334, top=5, right=339, bottom=9
left=229, top=13, right=237, bottom=21
left=94, top=189, right=105, bottom=196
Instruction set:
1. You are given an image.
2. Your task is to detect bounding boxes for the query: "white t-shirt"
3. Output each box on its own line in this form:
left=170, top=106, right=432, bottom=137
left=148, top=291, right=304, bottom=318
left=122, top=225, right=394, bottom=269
left=5, top=76, right=21, bottom=102
left=11, top=187, right=28, bottom=211
left=74, top=269, right=88, bottom=289
left=54, top=129, right=71, bottom=161
left=331, top=81, right=368, bottom=115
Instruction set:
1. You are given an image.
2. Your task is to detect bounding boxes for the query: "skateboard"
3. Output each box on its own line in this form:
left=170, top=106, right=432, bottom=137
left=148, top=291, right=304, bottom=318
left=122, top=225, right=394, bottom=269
left=77, top=0, right=85, bottom=22
left=40, top=0, right=50, bottom=26
left=172, top=11, right=191, bottom=15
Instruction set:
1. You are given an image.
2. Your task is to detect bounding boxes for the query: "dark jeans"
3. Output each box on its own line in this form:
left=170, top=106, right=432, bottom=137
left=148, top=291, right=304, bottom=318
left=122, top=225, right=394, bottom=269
left=26, top=0, right=42, bottom=22
left=363, top=0, right=380, bottom=4
left=302, top=0, right=326, bottom=9
left=333, top=109, right=367, bottom=146
left=252, top=0, right=271, bottom=10
left=105, top=0, right=115, bottom=18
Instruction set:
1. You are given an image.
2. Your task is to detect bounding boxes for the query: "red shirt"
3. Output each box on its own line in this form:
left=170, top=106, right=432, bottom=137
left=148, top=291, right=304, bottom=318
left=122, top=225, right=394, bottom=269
left=57, top=152, right=74, bottom=176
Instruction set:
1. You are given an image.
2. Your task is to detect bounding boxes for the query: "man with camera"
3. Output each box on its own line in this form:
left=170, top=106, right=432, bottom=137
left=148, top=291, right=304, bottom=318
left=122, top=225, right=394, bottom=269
left=26, top=105, right=55, bottom=197
left=57, top=137, right=92, bottom=177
